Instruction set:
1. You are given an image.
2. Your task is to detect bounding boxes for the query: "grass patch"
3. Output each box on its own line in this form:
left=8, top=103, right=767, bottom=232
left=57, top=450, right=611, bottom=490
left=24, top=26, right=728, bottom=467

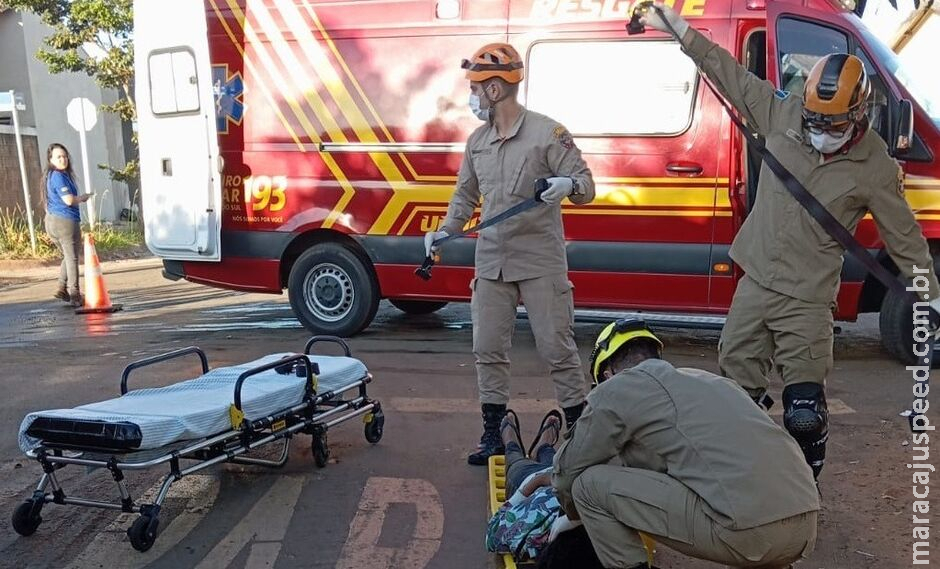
left=0, top=208, right=145, bottom=261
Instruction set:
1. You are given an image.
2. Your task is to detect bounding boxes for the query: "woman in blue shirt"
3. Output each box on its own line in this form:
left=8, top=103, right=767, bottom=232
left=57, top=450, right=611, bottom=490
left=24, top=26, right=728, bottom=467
left=44, top=143, right=91, bottom=307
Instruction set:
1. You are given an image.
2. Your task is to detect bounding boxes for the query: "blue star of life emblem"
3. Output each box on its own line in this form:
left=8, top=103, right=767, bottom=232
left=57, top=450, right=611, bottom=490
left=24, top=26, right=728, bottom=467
left=212, top=65, right=244, bottom=135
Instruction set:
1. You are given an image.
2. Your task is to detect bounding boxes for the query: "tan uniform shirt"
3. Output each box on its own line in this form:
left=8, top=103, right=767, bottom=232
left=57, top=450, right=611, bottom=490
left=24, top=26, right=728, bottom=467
left=553, top=359, right=821, bottom=531
left=442, top=109, right=595, bottom=282
left=682, top=29, right=939, bottom=303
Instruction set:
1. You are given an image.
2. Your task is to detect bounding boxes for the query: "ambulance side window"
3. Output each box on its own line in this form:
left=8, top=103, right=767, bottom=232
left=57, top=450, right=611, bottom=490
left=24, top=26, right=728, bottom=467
left=525, top=40, right=698, bottom=136
left=776, top=18, right=848, bottom=96
left=148, top=48, right=201, bottom=115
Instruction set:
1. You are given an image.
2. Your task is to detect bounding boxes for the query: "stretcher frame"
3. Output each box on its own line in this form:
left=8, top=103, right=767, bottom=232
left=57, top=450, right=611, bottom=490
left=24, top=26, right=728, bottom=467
left=11, top=336, right=384, bottom=552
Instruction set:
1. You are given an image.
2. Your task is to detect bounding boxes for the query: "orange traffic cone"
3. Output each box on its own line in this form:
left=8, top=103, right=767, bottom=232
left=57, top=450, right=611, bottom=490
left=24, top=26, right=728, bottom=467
left=75, top=233, right=123, bottom=314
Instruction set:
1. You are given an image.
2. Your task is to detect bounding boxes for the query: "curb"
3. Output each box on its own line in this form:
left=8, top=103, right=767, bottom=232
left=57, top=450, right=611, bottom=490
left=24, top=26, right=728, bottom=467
left=0, top=255, right=162, bottom=284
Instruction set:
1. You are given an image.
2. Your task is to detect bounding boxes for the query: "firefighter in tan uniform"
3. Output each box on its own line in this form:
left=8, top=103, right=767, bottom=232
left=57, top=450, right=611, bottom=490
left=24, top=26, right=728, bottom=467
left=642, top=3, right=940, bottom=479
left=424, top=43, right=595, bottom=465
left=553, top=320, right=820, bottom=569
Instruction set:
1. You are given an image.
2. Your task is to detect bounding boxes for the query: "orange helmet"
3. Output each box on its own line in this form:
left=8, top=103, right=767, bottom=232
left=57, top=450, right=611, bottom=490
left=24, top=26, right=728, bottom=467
left=803, top=53, right=870, bottom=132
left=461, top=43, right=524, bottom=84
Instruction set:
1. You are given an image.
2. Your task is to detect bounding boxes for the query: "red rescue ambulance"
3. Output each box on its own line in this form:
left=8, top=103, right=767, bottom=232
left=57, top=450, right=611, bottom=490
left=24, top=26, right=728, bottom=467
left=134, top=0, right=940, bottom=363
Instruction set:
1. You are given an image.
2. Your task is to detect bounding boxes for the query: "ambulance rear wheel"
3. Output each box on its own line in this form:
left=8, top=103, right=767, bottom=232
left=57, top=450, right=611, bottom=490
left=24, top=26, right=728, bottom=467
left=879, top=254, right=940, bottom=367
left=389, top=299, right=448, bottom=315
left=288, top=243, right=380, bottom=338
left=880, top=285, right=940, bottom=367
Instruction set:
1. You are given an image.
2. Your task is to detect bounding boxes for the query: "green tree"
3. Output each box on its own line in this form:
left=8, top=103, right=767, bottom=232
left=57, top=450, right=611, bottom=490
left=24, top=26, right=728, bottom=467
left=0, top=0, right=137, bottom=185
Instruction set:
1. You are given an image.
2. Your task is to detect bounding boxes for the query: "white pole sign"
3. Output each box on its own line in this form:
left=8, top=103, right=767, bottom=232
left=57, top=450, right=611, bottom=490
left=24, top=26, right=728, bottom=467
left=8, top=90, right=37, bottom=253
left=66, top=97, right=98, bottom=226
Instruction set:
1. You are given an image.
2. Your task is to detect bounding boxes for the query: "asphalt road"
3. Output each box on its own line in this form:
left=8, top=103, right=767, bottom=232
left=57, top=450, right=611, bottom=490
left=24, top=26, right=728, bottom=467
left=0, top=259, right=926, bottom=568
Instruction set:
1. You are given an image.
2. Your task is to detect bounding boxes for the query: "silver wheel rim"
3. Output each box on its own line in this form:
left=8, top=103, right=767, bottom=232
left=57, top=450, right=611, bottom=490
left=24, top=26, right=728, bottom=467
left=303, top=262, right=355, bottom=323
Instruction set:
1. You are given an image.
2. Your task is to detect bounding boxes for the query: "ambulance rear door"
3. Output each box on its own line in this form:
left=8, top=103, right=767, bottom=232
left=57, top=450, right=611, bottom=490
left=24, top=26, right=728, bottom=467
left=134, top=0, right=223, bottom=261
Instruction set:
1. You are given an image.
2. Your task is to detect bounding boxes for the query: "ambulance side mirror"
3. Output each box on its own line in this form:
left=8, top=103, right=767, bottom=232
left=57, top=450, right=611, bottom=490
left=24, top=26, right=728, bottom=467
left=891, top=99, right=914, bottom=157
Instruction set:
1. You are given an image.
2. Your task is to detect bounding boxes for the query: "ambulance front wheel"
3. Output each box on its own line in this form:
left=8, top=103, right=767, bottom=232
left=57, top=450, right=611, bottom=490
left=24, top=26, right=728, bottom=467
left=288, top=243, right=380, bottom=338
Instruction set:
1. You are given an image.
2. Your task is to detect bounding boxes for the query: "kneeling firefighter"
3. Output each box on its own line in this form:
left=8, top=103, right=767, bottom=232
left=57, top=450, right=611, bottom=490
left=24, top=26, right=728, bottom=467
left=552, top=320, right=820, bottom=569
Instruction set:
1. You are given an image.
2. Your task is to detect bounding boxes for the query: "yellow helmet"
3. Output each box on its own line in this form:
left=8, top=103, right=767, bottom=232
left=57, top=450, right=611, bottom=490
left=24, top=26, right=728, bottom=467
left=590, top=319, right=663, bottom=384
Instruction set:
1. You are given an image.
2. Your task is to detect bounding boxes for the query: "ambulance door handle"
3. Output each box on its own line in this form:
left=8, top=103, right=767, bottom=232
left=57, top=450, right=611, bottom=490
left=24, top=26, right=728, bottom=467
left=666, top=162, right=703, bottom=176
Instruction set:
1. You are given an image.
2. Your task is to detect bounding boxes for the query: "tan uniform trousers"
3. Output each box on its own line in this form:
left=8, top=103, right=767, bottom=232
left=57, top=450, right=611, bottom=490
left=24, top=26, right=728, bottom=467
left=573, top=465, right=817, bottom=568
left=718, top=275, right=834, bottom=397
left=471, top=273, right=587, bottom=408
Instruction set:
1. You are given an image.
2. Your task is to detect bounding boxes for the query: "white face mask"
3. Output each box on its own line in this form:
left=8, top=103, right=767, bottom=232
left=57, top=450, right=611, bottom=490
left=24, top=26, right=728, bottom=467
left=809, top=128, right=853, bottom=154
left=468, top=93, right=490, bottom=122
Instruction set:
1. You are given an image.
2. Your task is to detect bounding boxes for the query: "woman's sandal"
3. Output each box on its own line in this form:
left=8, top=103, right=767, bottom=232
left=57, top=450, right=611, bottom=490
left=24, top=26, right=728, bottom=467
left=500, top=409, right=524, bottom=453
left=527, top=409, right=563, bottom=458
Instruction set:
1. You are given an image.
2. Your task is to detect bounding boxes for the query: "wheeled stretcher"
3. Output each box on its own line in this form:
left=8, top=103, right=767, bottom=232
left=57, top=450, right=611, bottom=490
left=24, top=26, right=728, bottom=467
left=12, top=336, right=384, bottom=552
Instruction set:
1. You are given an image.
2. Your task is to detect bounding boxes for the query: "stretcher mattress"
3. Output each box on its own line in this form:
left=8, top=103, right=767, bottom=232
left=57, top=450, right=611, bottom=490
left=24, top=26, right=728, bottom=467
left=19, top=353, right=368, bottom=453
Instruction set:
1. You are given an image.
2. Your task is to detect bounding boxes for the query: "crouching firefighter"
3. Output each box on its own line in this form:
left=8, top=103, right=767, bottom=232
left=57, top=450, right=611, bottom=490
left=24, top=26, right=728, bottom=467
left=639, top=2, right=940, bottom=479
left=552, top=319, right=820, bottom=569
left=424, top=43, right=596, bottom=465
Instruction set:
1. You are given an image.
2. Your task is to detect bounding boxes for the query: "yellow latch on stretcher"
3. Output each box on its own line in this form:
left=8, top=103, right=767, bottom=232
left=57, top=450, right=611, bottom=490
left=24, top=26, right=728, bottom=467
left=229, top=405, right=245, bottom=430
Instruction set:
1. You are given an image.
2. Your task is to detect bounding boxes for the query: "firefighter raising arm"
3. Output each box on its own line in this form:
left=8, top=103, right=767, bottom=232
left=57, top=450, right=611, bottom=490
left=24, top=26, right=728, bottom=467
left=640, top=2, right=782, bottom=137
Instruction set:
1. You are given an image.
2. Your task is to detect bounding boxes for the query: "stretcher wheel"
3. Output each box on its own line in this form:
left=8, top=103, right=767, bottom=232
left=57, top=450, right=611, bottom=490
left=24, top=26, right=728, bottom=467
left=364, top=411, right=384, bottom=444
left=313, top=431, right=329, bottom=468
left=12, top=501, right=42, bottom=536
left=128, top=514, right=159, bottom=552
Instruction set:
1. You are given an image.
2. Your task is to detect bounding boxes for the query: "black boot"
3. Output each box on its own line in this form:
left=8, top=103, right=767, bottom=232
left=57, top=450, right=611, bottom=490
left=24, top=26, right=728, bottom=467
left=53, top=287, right=70, bottom=302
left=750, top=390, right=774, bottom=412
left=563, top=402, right=585, bottom=429
left=468, top=403, right=506, bottom=466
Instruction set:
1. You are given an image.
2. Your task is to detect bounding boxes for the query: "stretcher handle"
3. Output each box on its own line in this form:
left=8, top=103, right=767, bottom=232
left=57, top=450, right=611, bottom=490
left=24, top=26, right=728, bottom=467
left=234, top=354, right=315, bottom=411
left=121, top=346, right=209, bottom=395
left=304, top=335, right=352, bottom=357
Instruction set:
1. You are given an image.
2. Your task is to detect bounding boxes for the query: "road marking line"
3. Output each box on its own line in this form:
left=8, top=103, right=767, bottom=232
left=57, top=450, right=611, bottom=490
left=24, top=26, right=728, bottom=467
left=246, top=542, right=283, bottom=569
left=389, top=397, right=856, bottom=416
left=196, top=475, right=305, bottom=569
left=336, top=477, right=443, bottom=569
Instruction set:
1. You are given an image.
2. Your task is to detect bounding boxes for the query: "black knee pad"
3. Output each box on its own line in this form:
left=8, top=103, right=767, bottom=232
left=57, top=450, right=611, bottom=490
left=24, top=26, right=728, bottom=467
left=783, top=382, right=829, bottom=478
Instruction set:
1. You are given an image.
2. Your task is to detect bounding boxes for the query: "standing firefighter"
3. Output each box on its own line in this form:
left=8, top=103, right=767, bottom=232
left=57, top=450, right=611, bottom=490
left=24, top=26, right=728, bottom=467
left=424, top=43, right=596, bottom=465
left=552, top=320, right=820, bottom=569
left=641, top=2, right=940, bottom=479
